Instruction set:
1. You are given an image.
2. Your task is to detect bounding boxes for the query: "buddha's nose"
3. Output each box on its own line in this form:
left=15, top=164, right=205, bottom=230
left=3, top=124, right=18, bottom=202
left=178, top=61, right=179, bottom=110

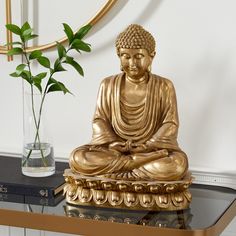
left=129, top=57, right=137, bottom=67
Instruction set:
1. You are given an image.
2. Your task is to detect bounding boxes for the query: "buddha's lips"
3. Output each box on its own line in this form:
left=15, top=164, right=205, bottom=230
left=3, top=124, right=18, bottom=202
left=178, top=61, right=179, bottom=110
left=128, top=68, right=138, bottom=72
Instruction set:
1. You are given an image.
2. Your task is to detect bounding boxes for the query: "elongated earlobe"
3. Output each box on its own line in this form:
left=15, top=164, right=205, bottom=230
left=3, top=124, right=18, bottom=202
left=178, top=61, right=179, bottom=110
left=150, top=51, right=156, bottom=57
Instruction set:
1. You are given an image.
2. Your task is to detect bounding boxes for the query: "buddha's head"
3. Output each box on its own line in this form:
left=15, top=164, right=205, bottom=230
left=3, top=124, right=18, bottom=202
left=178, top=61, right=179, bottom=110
left=116, top=24, right=156, bottom=79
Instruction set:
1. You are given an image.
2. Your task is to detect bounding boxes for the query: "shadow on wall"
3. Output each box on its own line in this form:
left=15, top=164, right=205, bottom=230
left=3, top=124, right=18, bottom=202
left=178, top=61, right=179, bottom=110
left=92, top=0, right=164, bottom=54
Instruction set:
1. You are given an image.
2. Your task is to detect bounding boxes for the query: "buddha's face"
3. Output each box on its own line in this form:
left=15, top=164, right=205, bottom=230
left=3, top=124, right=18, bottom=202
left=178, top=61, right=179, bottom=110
left=119, top=48, right=154, bottom=79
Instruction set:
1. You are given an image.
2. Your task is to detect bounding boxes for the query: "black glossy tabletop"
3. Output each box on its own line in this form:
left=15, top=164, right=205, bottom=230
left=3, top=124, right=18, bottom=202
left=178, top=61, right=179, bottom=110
left=0, top=184, right=235, bottom=231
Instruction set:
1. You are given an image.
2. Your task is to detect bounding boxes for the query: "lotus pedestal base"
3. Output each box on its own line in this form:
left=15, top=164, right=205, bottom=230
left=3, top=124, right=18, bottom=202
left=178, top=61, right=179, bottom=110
left=64, top=169, right=193, bottom=211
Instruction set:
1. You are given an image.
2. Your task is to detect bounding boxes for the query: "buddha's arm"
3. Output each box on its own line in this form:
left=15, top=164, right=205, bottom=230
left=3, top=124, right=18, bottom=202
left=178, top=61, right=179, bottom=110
left=91, top=77, right=123, bottom=146
left=146, top=79, right=180, bottom=150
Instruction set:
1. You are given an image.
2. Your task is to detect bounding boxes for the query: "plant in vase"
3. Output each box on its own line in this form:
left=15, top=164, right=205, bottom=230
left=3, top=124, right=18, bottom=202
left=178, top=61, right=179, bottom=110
left=6, top=22, right=92, bottom=177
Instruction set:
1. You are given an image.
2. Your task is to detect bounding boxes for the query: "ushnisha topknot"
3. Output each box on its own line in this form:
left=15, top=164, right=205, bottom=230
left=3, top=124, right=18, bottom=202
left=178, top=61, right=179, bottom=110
left=115, top=24, right=156, bottom=55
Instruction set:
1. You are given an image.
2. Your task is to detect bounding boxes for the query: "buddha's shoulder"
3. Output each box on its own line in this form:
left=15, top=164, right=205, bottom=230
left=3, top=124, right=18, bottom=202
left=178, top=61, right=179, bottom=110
left=99, top=74, right=122, bottom=86
left=152, top=74, right=175, bottom=88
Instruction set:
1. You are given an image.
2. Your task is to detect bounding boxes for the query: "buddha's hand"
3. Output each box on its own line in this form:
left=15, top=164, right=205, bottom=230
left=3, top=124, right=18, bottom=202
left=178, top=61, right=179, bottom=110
left=155, top=149, right=169, bottom=157
left=130, top=143, right=147, bottom=153
left=145, top=140, right=159, bottom=151
left=109, top=141, right=128, bottom=153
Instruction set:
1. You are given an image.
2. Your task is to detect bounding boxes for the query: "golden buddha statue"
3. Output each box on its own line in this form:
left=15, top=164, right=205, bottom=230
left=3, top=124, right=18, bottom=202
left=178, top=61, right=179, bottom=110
left=64, top=24, right=192, bottom=211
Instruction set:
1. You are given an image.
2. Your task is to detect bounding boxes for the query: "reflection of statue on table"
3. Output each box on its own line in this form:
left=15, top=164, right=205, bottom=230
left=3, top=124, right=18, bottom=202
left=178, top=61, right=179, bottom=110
left=64, top=204, right=193, bottom=229
left=64, top=24, right=192, bottom=211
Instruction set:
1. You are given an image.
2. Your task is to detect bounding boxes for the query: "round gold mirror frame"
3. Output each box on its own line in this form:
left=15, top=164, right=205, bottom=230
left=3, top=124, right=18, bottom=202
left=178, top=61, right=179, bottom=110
left=0, top=0, right=117, bottom=54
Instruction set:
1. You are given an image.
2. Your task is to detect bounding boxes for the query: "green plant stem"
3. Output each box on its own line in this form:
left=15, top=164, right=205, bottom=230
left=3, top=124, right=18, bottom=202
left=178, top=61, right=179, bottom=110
left=23, top=46, right=72, bottom=167
left=22, top=44, right=47, bottom=167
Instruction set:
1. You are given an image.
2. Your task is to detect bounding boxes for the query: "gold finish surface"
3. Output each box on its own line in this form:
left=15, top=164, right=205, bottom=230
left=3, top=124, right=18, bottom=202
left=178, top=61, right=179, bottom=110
left=64, top=169, right=193, bottom=211
left=68, top=24, right=191, bottom=210
left=0, top=0, right=117, bottom=54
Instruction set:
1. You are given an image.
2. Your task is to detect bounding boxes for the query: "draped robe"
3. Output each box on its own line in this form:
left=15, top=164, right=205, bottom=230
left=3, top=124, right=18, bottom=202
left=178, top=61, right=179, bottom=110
left=70, top=73, right=188, bottom=181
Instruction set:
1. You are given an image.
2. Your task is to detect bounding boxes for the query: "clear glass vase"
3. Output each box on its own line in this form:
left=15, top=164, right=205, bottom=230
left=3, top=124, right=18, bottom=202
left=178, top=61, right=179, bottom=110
left=22, top=92, right=55, bottom=177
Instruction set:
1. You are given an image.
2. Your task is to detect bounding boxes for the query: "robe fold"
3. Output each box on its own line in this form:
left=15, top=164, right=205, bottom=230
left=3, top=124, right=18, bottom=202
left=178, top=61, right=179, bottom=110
left=70, top=73, right=188, bottom=180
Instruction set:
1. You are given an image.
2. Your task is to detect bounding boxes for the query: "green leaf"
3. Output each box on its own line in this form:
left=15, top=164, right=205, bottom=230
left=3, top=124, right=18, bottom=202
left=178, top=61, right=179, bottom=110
left=29, top=50, right=42, bottom=60
left=22, top=28, right=33, bottom=37
left=48, top=77, right=57, bottom=85
left=63, top=23, right=74, bottom=44
left=56, top=42, right=66, bottom=59
left=57, top=63, right=66, bottom=72
left=23, top=34, right=38, bottom=42
left=74, top=24, right=92, bottom=40
left=65, top=56, right=73, bottom=63
left=5, top=24, right=21, bottom=35
left=21, top=70, right=32, bottom=84
left=71, top=39, right=91, bottom=52
left=37, top=56, right=51, bottom=68
left=65, top=56, right=84, bottom=76
left=47, top=80, right=72, bottom=94
left=20, top=22, right=36, bottom=42
left=32, top=73, right=46, bottom=93
left=16, top=64, right=26, bottom=75
left=54, top=59, right=66, bottom=72
left=10, top=72, right=20, bottom=77
left=33, top=82, right=42, bottom=93
left=21, top=22, right=31, bottom=33
left=4, top=41, right=22, bottom=46
left=7, top=47, right=23, bottom=56
left=34, top=72, right=47, bottom=81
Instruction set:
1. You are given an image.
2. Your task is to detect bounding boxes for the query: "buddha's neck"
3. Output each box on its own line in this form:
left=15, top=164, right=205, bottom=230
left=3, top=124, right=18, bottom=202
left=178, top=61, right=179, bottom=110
left=121, top=73, right=149, bottom=105
left=125, top=73, right=149, bottom=84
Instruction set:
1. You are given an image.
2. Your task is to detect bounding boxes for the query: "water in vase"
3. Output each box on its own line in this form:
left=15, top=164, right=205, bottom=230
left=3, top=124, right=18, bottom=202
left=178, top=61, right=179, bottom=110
left=22, top=142, right=55, bottom=177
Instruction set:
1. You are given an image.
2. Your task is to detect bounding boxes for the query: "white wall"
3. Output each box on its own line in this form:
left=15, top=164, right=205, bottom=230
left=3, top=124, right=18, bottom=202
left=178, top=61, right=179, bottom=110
left=1, top=0, right=236, bottom=175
